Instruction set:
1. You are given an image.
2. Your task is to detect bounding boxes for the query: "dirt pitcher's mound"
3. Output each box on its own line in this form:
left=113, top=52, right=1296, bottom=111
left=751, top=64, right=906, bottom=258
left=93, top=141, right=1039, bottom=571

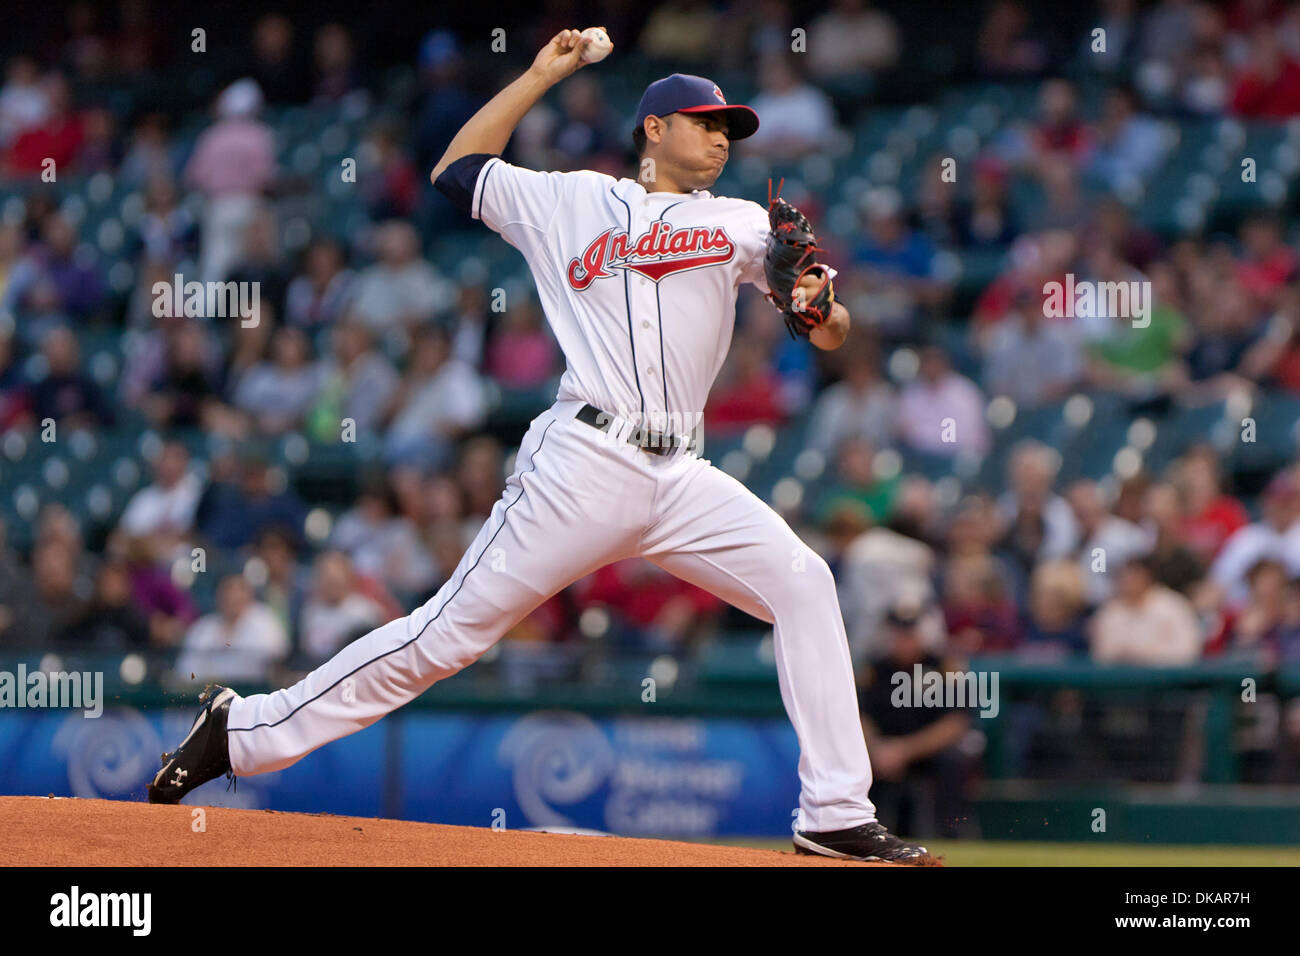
left=0, top=797, right=895, bottom=866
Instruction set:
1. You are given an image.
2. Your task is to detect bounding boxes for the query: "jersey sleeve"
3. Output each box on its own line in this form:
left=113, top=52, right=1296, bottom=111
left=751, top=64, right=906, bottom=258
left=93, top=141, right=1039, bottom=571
left=435, top=154, right=564, bottom=252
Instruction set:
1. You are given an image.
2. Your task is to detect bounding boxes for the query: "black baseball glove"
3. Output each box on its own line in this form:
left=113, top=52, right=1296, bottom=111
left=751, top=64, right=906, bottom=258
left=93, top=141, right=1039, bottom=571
left=764, top=181, right=836, bottom=339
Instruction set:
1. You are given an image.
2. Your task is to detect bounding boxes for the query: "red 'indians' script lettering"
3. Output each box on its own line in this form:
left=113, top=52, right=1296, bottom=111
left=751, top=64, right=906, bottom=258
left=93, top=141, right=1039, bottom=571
left=567, top=223, right=737, bottom=289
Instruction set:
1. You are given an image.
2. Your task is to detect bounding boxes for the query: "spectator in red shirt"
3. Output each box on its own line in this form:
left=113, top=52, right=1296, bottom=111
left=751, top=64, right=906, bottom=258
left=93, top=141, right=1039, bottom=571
left=500, top=593, right=570, bottom=644
left=5, top=73, right=82, bottom=177
left=1231, top=24, right=1300, bottom=118
left=1236, top=213, right=1295, bottom=312
left=1088, top=197, right=1163, bottom=272
left=705, top=330, right=787, bottom=434
left=1241, top=281, right=1300, bottom=391
left=1174, top=444, right=1249, bottom=564
left=0, top=56, right=49, bottom=148
left=970, top=229, right=1077, bottom=348
left=361, top=122, right=419, bottom=221
left=941, top=552, right=1022, bottom=655
left=1029, top=77, right=1090, bottom=168
left=1224, top=0, right=1284, bottom=34
left=576, top=558, right=722, bottom=650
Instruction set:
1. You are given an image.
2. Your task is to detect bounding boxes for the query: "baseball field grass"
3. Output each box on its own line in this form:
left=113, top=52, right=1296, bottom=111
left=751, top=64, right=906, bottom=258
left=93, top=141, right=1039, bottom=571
left=722, top=837, right=1300, bottom=866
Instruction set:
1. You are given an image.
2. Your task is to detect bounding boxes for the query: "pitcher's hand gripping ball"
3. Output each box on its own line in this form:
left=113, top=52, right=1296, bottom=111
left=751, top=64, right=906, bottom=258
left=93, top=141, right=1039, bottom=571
left=763, top=179, right=835, bottom=339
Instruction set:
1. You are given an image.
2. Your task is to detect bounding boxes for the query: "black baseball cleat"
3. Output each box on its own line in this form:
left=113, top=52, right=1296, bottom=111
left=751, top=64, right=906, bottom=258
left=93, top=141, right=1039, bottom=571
left=794, top=821, right=941, bottom=865
left=147, top=685, right=237, bottom=804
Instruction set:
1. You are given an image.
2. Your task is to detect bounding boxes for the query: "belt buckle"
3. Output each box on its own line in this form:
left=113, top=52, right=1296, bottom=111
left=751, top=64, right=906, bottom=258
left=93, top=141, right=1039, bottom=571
left=629, top=423, right=679, bottom=457
left=626, top=423, right=659, bottom=455
left=653, top=419, right=700, bottom=457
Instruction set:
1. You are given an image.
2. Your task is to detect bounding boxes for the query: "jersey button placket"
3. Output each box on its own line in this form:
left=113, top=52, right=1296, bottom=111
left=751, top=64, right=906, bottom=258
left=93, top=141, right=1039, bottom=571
left=631, top=207, right=664, bottom=425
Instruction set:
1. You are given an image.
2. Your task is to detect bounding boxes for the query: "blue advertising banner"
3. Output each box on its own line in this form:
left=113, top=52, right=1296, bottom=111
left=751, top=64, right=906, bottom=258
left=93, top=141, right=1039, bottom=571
left=0, top=707, right=804, bottom=836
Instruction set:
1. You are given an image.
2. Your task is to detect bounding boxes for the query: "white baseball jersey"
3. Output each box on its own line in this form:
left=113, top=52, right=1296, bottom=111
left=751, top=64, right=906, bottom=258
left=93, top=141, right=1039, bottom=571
left=472, top=156, right=771, bottom=434
left=224, top=153, right=876, bottom=834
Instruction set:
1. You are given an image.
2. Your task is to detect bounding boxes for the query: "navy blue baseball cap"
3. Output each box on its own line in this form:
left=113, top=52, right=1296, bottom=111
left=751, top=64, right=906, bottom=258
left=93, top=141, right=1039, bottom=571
left=634, top=74, right=760, bottom=141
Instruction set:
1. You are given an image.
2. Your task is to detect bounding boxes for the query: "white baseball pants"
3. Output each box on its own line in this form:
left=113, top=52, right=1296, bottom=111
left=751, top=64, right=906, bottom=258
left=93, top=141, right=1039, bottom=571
left=226, top=400, right=876, bottom=832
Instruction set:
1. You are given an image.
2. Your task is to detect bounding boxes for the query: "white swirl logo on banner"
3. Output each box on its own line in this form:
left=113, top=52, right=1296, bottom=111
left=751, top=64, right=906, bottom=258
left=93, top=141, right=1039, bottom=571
left=498, top=711, right=614, bottom=827
left=52, top=708, right=162, bottom=798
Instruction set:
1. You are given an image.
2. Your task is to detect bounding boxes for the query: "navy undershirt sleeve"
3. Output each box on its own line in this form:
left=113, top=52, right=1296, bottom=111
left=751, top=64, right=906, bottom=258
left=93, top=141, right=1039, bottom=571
left=434, top=153, right=496, bottom=217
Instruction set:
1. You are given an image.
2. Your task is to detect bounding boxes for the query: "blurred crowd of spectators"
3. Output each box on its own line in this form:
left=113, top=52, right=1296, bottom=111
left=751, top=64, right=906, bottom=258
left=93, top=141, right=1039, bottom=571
left=828, top=438, right=1300, bottom=666
left=2, top=0, right=1300, bottom=705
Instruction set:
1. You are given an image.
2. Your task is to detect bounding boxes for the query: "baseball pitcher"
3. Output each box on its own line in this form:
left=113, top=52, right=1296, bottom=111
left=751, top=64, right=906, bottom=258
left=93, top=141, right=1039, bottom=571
left=149, top=28, right=936, bottom=864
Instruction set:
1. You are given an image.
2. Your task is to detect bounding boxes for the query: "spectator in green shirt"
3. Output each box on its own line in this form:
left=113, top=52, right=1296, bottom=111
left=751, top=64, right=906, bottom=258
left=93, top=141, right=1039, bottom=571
left=814, top=436, right=900, bottom=528
left=1084, top=262, right=1191, bottom=399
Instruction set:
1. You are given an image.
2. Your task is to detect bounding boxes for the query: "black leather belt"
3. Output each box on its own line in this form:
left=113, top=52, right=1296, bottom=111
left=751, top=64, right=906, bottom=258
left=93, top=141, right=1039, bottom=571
left=575, top=403, right=691, bottom=457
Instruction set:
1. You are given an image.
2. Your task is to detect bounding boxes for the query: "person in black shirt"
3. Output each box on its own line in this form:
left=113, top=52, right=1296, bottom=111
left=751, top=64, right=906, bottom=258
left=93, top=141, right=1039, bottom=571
left=57, top=556, right=150, bottom=650
left=858, top=596, right=972, bottom=839
left=30, top=326, right=112, bottom=428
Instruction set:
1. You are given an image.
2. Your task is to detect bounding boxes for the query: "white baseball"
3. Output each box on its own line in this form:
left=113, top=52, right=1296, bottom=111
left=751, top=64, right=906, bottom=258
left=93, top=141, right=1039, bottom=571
left=579, top=27, right=612, bottom=64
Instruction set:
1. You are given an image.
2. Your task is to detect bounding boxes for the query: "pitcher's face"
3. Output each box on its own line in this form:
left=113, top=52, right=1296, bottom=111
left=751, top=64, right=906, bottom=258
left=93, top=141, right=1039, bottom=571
left=651, top=111, right=730, bottom=190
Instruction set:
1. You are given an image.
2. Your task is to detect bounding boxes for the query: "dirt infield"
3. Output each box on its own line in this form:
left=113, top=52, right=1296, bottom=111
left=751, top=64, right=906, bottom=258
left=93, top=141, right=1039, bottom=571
left=0, top=797, right=895, bottom=866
